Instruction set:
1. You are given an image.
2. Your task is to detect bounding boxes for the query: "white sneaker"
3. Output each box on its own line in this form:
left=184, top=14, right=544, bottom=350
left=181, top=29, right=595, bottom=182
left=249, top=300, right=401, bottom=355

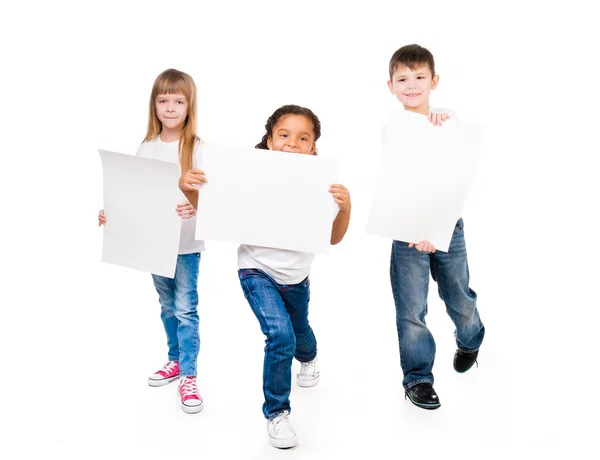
left=297, top=357, right=320, bottom=387
left=267, top=411, right=298, bottom=448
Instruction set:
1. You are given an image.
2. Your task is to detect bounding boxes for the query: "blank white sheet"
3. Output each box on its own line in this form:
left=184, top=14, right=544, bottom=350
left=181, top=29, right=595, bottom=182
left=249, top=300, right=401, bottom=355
left=367, top=109, right=482, bottom=252
left=99, top=149, right=182, bottom=277
left=195, top=144, right=338, bottom=254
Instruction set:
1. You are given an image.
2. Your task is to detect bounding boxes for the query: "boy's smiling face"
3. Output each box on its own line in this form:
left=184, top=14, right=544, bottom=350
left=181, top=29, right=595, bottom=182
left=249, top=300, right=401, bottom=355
left=387, top=64, right=439, bottom=114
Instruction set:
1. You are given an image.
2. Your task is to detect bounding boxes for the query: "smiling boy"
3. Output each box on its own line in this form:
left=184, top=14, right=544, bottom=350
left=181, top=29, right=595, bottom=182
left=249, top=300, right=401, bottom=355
left=386, top=44, right=485, bottom=410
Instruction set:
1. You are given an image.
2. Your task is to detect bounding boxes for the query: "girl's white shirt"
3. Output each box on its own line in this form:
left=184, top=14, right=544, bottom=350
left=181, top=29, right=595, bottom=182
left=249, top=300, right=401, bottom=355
left=137, top=136, right=206, bottom=254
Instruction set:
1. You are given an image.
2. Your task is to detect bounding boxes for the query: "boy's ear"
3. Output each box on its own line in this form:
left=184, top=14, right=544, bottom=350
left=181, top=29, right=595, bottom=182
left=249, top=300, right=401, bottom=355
left=431, top=74, right=440, bottom=90
left=310, top=142, right=316, bottom=154
left=387, top=80, right=394, bottom=93
left=267, top=137, right=273, bottom=150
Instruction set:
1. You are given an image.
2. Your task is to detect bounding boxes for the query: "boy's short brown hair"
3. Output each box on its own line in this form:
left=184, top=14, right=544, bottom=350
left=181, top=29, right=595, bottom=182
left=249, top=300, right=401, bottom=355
left=389, top=44, right=436, bottom=80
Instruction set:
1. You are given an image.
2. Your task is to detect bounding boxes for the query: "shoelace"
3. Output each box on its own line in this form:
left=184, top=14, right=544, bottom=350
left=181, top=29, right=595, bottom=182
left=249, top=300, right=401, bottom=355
left=160, top=361, right=178, bottom=375
left=270, top=412, right=290, bottom=433
left=301, top=360, right=317, bottom=375
left=179, top=377, right=199, bottom=397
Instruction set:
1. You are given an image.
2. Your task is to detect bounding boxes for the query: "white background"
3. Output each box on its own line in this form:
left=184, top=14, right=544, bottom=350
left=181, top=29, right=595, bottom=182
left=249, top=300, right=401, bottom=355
left=1, top=1, right=598, bottom=459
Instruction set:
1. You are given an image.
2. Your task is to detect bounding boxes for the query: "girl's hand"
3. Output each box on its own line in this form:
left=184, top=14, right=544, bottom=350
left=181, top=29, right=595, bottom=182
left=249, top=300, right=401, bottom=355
left=329, top=184, right=351, bottom=212
left=409, top=240, right=436, bottom=253
left=179, top=169, right=206, bottom=192
left=98, top=209, right=106, bottom=227
left=176, top=201, right=196, bottom=219
left=427, top=112, right=450, bottom=126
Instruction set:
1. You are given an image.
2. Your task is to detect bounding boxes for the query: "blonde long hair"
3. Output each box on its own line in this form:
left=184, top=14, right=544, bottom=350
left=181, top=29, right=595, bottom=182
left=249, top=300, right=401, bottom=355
left=144, top=69, right=199, bottom=172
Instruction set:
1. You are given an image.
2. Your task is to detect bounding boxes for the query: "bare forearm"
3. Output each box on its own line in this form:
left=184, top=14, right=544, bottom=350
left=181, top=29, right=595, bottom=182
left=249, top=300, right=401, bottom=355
left=331, top=209, right=350, bottom=245
left=182, top=189, right=198, bottom=210
left=178, top=169, right=205, bottom=210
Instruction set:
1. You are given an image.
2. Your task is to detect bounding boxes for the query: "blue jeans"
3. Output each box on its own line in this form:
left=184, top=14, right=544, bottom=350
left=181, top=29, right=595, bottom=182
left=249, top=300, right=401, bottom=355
left=390, top=219, right=485, bottom=389
left=151, top=253, right=200, bottom=377
left=238, top=268, right=317, bottom=419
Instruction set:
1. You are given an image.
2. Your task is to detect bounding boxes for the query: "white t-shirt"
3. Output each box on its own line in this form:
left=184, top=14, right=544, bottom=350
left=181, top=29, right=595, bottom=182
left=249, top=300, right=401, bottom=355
left=238, top=245, right=315, bottom=285
left=238, top=203, right=339, bottom=285
left=137, top=136, right=206, bottom=254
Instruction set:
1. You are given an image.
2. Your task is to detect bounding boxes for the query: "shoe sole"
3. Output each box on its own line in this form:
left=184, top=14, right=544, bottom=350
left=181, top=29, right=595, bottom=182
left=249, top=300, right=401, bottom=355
left=454, top=360, right=478, bottom=373
left=269, top=436, right=298, bottom=449
left=181, top=402, right=204, bottom=414
left=148, top=375, right=180, bottom=387
left=454, top=365, right=475, bottom=373
left=297, top=376, right=320, bottom=387
left=405, top=393, right=441, bottom=410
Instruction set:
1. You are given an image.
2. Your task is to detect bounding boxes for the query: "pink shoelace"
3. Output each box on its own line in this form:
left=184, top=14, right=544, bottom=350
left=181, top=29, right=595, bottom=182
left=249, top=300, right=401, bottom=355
left=157, top=361, right=179, bottom=378
left=179, top=377, right=202, bottom=403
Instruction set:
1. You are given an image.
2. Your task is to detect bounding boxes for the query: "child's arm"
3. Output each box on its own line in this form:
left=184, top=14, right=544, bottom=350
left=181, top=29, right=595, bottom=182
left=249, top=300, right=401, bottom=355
left=329, top=184, right=351, bottom=245
left=178, top=169, right=206, bottom=210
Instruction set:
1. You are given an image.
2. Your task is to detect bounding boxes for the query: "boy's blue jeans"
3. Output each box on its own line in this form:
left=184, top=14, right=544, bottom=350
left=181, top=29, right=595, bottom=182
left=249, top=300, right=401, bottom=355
left=151, top=252, right=200, bottom=377
left=390, top=219, right=485, bottom=389
left=238, top=268, right=317, bottom=420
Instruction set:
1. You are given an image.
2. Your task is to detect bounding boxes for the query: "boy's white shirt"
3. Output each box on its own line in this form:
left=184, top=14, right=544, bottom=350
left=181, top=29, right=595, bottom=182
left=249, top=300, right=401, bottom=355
left=137, top=137, right=206, bottom=254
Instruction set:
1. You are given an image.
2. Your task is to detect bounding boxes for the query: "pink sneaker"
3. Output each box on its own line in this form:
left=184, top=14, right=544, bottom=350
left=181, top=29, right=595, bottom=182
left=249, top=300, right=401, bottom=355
left=178, top=376, right=204, bottom=414
left=148, top=361, right=180, bottom=387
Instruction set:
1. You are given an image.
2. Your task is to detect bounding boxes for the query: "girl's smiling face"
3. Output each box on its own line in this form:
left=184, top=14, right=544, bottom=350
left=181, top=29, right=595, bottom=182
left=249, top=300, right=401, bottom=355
left=267, top=114, right=316, bottom=155
left=155, top=93, right=188, bottom=131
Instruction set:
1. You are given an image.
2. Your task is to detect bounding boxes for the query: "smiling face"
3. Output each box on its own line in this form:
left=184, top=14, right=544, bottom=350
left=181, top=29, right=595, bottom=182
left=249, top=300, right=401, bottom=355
left=155, top=93, right=188, bottom=131
left=387, top=64, right=439, bottom=114
left=267, top=114, right=316, bottom=155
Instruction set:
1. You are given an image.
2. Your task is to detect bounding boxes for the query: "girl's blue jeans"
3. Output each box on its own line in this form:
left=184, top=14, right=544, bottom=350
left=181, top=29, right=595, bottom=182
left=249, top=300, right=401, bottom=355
left=151, top=252, right=200, bottom=377
left=239, top=268, right=317, bottom=419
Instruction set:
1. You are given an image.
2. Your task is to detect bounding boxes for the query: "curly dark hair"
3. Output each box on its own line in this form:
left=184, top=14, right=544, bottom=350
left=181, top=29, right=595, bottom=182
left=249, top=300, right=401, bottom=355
left=255, top=104, right=321, bottom=151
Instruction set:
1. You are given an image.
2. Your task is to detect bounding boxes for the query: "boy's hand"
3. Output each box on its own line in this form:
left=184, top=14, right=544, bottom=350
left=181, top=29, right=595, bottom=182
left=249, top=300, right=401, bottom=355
left=176, top=201, right=196, bottom=219
left=98, top=209, right=106, bottom=227
left=427, top=112, right=450, bottom=126
left=179, top=169, right=206, bottom=192
left=408, top=240, right=436, bottom=253
left=329, top=184, right=351, bottom=212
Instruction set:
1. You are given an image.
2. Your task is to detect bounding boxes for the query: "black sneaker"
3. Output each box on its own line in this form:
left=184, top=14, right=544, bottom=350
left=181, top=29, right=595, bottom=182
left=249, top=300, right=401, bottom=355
left=453, top=349, right=479, bottom=373
left=405, top=383, right=441, bottom=410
